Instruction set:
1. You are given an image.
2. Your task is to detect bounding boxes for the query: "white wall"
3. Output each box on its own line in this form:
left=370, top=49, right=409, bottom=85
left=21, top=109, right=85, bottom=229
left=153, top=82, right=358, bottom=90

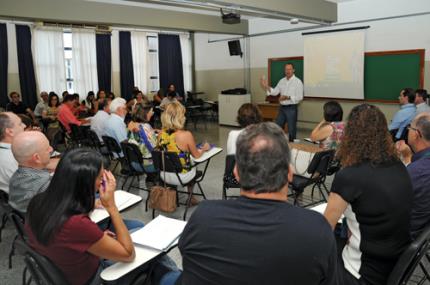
left=248, top=0, right=430, bottom=67
left=194, top=33, right=245, bottom=71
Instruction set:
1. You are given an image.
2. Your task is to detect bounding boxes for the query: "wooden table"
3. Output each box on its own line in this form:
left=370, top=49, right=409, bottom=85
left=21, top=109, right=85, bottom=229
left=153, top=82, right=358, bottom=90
left=257, top=102, right=288, bottom=133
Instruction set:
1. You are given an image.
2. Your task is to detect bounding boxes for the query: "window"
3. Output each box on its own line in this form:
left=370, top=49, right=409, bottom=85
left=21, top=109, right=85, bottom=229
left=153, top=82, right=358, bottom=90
left=63, top=31, right=74, bottom=93
left=147, top=34, right=160, bottom=93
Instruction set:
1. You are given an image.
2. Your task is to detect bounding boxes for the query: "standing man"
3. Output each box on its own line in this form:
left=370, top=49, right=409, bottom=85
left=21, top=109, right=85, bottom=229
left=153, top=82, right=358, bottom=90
left=260, top=63, right=303, bottom=141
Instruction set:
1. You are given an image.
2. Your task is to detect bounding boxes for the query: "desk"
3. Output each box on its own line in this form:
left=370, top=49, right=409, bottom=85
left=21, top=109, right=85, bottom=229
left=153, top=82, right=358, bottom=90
left=309, top=203, right=343, bottom=223
left=257, top=103, right=289, bottom=133
left=90, top=190, right=143, bottom=223
left=192, top=147, right=223, bottom=164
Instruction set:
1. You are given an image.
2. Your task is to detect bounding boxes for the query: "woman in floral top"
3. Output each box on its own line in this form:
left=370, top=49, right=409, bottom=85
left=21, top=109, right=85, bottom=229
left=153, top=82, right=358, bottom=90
left=310, top=101, right=345, bottom=150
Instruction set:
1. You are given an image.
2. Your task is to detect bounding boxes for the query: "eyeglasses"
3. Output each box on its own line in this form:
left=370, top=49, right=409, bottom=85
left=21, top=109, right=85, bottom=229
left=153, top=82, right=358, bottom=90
left=407, top=126, right=422, bottom=137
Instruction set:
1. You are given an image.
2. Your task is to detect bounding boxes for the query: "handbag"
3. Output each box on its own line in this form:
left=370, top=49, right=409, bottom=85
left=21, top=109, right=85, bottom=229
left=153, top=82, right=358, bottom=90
left=149, top=151, right=177, bottom=212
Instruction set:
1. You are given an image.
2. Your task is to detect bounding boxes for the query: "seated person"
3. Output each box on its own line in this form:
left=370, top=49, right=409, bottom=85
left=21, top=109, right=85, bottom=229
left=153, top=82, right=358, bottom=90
left=128, top=105, right=157, bottom=173
left=105, top=98, right=128, bottom=157
left=389, top=88, right=416, bottom=140
left=157, top=102, right=209, bottom=204
left=6, top=91, right=37, bottom=123
left=166, top=83, right=183, bottom=101
left=153, top=89, right=165, bottom=105
left=90, top=99, right=111, bottom=141
left=0, top=112, right=25, bottom=194
left=177, top=122, right=339, bottom=285
left=18, top=114, right=38, bottom=131
left=9, top=131, right=57, bottom=213
left=128, top=90, right=150, bottom=114
left=93, top=90, right=107, bottom=112
left=310, top=101, right=344, bottom=149
left=33, top=91, right=49, bottom=119
left=396, top=113, right=430, bottom=239
left=160, top=91, right=178, bottom=109
left=42, top=92, right=61, bottom=145
left=324, top=104, right=412, bottom=285
left=25, top=149, right=173, bottom=285
left=415, top=89, right=430, bottom=115
left=85, top=91, right=96, bottom=114
left=226, top=103, right=262, bottom=155
left=58, top=94, right=89, bottom=133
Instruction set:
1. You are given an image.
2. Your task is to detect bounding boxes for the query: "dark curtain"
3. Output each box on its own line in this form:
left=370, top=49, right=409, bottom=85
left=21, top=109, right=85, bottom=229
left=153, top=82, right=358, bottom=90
left=96, top=34, right=112, bottom=94
left=119, top=31, right=134, bottom=101
left=0, top=24, right=8, bottom=108
left=158, top=34, right=184, bottom=98
left=15, top=25, right=37, bottom=109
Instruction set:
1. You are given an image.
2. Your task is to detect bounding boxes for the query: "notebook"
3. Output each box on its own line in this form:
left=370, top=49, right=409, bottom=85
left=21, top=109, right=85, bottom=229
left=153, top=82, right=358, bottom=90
left=130, top=215, right=187, bottom=251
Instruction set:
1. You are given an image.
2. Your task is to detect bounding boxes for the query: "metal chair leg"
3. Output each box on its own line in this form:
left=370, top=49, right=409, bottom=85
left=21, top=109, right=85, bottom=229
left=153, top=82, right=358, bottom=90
left=197, top=183, right=207, bottom=199
left=183, top=185, right=194, bottom=220
left=0, top=213, right=8, bottom=242
left=9, top=234, right=18, bottom=269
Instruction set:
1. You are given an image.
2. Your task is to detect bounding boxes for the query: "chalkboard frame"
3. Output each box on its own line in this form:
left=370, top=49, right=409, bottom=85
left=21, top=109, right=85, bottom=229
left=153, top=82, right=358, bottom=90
left=267, top=49, right=425, bottom=103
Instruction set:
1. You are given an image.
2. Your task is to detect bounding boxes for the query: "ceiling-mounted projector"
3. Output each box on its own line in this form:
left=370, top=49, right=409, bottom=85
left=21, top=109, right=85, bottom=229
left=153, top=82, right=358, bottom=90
left=221, top=9, right=241, bottom=24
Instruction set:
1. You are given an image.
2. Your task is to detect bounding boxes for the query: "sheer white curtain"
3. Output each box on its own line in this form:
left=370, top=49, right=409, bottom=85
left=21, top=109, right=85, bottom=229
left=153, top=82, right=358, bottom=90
left=33, top=28, right=66, bottom=95
left=131, top=31, right=148, bottom=94
left=72, top=29, right=98, bottom=99
left=180, top=33, right=192, bottom=93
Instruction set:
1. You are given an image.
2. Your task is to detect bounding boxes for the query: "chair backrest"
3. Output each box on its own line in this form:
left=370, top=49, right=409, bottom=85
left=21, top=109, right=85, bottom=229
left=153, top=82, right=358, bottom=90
left=307, top=149, right=335, bottom=176
left=151, top=150, right=183, bottom=173
left=0, top=190, right=12, bottom=215
left=14, top=239, right=70, bottom=285
left=8, top=210, right=26, bottom=240
left=85, top=129, right=102, bottom=149
left=223, top=154, right=240, bottom=187
left=102, top=135, right=122, bottom=157
left=121, top=142, right=144, bottom=172
left=387, top=225, right=430, bottom=285
left=69, top=124, right=84, bottom=140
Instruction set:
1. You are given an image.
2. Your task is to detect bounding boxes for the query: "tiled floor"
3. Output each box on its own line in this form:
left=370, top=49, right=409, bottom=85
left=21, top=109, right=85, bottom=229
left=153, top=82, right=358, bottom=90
left=0, top=122, right=427, bottom=284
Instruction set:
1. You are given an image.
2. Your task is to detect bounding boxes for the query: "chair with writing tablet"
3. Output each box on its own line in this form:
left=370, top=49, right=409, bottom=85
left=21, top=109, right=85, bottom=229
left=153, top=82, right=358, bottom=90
left=151, top=150, right=207, bottom=220
left=289, top=149, right=335, bottom=208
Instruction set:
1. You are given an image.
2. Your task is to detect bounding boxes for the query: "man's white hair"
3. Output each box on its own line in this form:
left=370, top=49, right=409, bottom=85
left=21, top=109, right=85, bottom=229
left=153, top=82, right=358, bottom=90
left=110, top=97, right=126, bottom=114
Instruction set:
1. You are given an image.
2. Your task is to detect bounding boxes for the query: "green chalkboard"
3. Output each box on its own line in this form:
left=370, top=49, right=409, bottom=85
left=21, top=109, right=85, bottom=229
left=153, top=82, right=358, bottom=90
left=268, top=50, right=424, bottom=102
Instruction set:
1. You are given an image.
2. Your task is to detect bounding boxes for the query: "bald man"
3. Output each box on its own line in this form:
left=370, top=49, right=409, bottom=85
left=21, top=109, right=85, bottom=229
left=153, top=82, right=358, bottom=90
left=0, top=112, right=25, bottom=194
left=9, top=131, right=55, bottom=213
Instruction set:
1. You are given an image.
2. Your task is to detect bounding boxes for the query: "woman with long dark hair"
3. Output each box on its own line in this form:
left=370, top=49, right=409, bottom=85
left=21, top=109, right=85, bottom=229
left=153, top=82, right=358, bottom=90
left=25, top=149, right=135, bottom=285
left=324, top=104, right=413, bottom=285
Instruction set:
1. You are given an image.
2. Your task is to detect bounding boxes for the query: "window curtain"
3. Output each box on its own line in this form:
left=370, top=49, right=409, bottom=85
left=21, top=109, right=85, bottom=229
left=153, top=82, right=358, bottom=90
left=158, top=34, right=184, bottom=98
left=131, top=31, right=148, bottom=94
left=33, top=28, right=66, bottom=96
left=179, top=33, right=192, bottom=94
left=96, top=33, right=112, bottom=93
left=0, top=23, right=8, bottom=108
left=72, top=29, right=98, bottom=99
left=15, top=25, right=37, bottom=109
left=119, top=31, right=134, bottom=101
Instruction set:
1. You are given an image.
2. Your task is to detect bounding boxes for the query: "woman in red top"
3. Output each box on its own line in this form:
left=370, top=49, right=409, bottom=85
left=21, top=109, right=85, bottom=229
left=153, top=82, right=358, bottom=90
left=25, top=149, right=136, bottom=285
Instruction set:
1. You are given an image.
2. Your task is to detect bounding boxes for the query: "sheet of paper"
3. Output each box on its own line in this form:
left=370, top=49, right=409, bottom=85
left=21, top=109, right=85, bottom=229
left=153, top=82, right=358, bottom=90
left=131, top=215, right=187, bottom=251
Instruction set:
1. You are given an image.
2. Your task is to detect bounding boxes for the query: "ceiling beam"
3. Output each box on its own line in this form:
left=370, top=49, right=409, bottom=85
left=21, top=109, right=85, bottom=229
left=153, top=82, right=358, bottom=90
left=0, top=0, right=249, bottom=34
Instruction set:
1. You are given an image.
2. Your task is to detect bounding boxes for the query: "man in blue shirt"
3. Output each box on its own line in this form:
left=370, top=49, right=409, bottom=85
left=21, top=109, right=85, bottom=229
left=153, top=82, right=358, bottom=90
left=397, top=112, right=430, bottom=239
left=104, top=97, right=128, bottom=157
left=389, top=88, right=416, bottom=140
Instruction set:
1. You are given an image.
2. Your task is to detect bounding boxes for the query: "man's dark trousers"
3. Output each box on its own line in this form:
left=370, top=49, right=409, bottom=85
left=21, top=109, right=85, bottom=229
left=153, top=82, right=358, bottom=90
left=276, top=104, right=298, bottom=142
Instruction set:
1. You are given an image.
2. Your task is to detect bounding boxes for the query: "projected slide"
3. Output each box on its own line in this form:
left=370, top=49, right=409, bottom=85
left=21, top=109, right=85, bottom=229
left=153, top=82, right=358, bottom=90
left=304, top=30, right=365, bottom=99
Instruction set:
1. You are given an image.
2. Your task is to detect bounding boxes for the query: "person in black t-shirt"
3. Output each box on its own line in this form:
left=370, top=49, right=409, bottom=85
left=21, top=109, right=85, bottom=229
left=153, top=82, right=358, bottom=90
left=6, top=91, right=37, bottom=123
left=176, top=122, right=339, bottom=285
left=324, top=104, right=413, bottom=285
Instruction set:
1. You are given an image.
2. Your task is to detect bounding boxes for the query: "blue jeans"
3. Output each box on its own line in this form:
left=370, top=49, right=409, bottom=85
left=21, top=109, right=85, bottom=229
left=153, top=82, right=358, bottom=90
left=276, top=104, right=298, bottom=141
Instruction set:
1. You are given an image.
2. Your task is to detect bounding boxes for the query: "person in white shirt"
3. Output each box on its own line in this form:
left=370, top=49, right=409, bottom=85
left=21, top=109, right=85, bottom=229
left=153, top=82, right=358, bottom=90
left=33, top=91, right=49, bottom=118
left=90, top=99, right=111, bottom=141
left=415, top=89, right=430, bottom=115
left=0, top=112, right=25, bottom=194
left=260, top=63, right=303, bottom=141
